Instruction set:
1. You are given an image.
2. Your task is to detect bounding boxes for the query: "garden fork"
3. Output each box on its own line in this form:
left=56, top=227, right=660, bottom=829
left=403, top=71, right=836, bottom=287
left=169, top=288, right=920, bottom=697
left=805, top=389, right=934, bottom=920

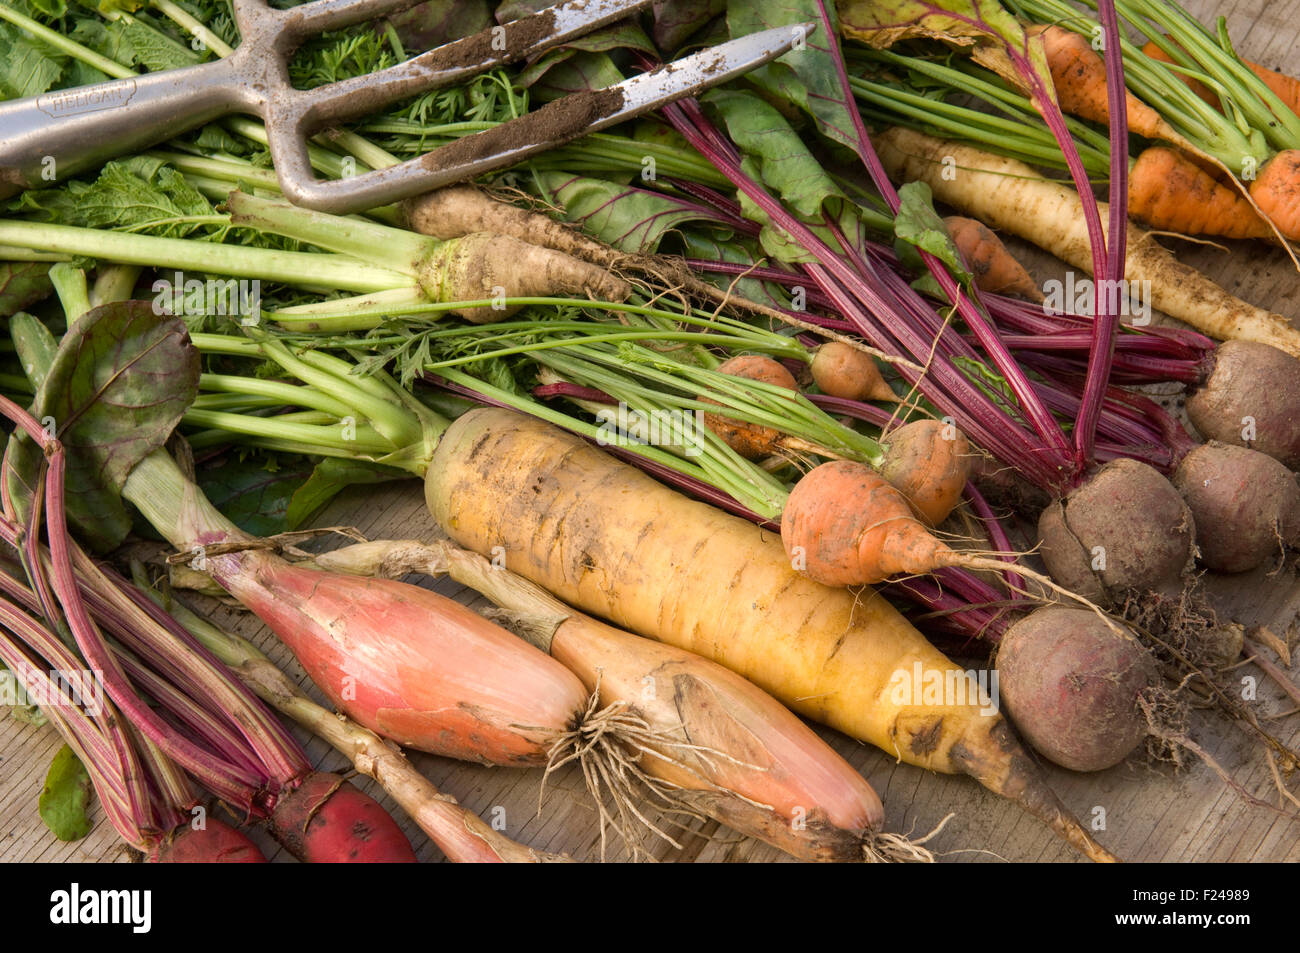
left=0, top=0, right=809, bottom=214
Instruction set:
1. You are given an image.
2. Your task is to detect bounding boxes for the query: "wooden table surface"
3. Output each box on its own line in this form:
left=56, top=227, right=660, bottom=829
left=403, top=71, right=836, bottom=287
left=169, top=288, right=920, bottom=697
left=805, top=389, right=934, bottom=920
left=3, top=0, right=1300, bottom=864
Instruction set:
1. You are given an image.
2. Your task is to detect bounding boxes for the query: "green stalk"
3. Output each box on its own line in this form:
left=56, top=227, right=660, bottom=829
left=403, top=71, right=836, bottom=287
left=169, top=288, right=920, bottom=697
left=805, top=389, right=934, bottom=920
left=526, top=352, right=792, bottom=512
left=849, top=50, right=1112, bottom=174
left=48, top=264, right=91, bottom=322
left=223, top=191, right=432, bottom=279
left=188, top=331, right=444, bottom=467
left=181, top=409, right=397, bottom=455
left=363, top=121, right=731, bottom=187
left=0, top=221, right=410, bottom=293
left=90, top=265, right=143, bottom=309
left=430, top=365, right=786, bottom=520
left=191, top=392, right=282, bottom=412
left=539, top=341, right=882, bottom=465
left=1118, top=0, right=1300, bottom=149
left=242, top=332, right=425, bottom=446
left=1011, top=0, right=1267, bottom=168
left=0, top=246, right=69, bottom=263
left=149, top=152, right=281, bottom=191
left=150, top=0, right=233, bottom=57
left=198, top=373, right=359, bottom=419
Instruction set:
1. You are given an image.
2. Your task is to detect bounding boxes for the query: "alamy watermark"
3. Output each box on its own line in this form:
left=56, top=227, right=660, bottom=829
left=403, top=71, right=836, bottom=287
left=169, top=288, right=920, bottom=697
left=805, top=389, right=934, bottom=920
left=151, top=271, right=261, bottom=325
left=1043, top=273, right=1151, bottom=326
left=0, top=663, right=104, bottom=717
left=595, top=403, right=705, bottom=458
left=50, top=883, right=151, bottom=933
left=887, top=661, right=1000, bottom=716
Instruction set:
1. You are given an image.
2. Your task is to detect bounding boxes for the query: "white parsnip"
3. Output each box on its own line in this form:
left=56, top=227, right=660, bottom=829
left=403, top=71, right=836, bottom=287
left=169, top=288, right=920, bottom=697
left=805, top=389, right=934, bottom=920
left=876, top=127, right=1300, bottom=356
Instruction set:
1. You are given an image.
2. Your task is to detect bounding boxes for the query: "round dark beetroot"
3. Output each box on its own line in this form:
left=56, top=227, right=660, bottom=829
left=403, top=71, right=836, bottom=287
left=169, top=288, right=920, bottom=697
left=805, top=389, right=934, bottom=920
left=1187, top=340, right=1300, bottom=470
left=997, top=607, right=1155, bottom=772
left=1173, top=441, right=1300, bottom=572
left=1036, top=459, right=1195, bottom=605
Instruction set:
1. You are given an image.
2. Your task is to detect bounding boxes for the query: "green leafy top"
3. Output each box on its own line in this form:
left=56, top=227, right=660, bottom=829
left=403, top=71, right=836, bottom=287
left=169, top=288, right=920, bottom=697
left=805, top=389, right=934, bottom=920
left=7, top=302, right=200, bottom=552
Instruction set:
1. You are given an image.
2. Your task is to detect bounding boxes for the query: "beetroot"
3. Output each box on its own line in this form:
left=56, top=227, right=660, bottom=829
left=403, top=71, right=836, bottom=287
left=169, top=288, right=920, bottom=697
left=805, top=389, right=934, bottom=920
left=1173, top=442, right=1300, bottom=572
left=269, top=771, right=417, bottom=864
left=996, top=607, right=1155, bottom=772
left=1187, top=340, right=1300, bottom=470
left=149, top=818, right=267, bottom=863
left=1037, top=459, right=1195, bottom=605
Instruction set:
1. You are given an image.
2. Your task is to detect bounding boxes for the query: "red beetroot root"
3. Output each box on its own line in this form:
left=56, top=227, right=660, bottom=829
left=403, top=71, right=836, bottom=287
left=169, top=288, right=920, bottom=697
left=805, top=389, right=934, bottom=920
left=997, top=607, right=1156, bottom=772
left=149, top=818, right=267, bottom=863
left=1187, top=340, right=1300, bottom=470
left=1172, top=442, right=1300, bottom=573
left=269, top=772, right=417, bottom=863
left=1037, top=459, right=1196, bottom=605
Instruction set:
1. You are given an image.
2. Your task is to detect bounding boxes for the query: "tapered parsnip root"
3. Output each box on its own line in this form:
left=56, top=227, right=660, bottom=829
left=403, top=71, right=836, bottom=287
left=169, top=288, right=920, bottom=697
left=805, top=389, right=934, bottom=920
left=876, top=127, right=1300, bottom=355
left=946, top=718, right=1118, bottom=861
left=403, top=184, right=828, bottom=332
left=425, top=407, right=1118, bottom=861
left=227, top=189, right=629, bottom=323
left=419, top=231, right=632, bottom=323
left=403, top=185, right=617, bottom=264
left=319, top=537, right=940, bottom=863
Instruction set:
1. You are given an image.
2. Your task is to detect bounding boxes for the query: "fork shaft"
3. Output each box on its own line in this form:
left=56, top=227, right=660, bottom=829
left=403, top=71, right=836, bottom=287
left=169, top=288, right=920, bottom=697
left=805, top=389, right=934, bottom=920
left=0, top=58, right=246, bottom=200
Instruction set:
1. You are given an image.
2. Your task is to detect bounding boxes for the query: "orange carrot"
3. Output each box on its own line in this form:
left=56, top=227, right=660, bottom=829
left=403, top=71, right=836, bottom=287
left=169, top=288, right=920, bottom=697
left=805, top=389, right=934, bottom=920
left=781, top=460, right=1068, bottom=592
left=1143, top=38, right=1300, bottom=118
left=1249, top=150, right=1300, bottom=240
left=782, top=460, right=954, bottom=586
left=879, top=419, right=973, bottom=526
left=1249, top=64, right=1300, bottom=119
left=1141, top=39, right=1219, bottom=106
left=700, top=354, right=799, bottom=459
left=1031, top=24, right=1172, bottom=141
left=810, top=341, right=897, bottom=402
left=1128, top=146, right=1272, bottom=239
left=942, top=216, right=1043, bottom=300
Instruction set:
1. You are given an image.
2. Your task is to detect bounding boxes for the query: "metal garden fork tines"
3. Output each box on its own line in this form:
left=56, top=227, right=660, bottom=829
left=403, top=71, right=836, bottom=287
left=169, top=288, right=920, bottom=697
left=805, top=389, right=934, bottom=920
left=0, top=0, right=812, bottom=215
